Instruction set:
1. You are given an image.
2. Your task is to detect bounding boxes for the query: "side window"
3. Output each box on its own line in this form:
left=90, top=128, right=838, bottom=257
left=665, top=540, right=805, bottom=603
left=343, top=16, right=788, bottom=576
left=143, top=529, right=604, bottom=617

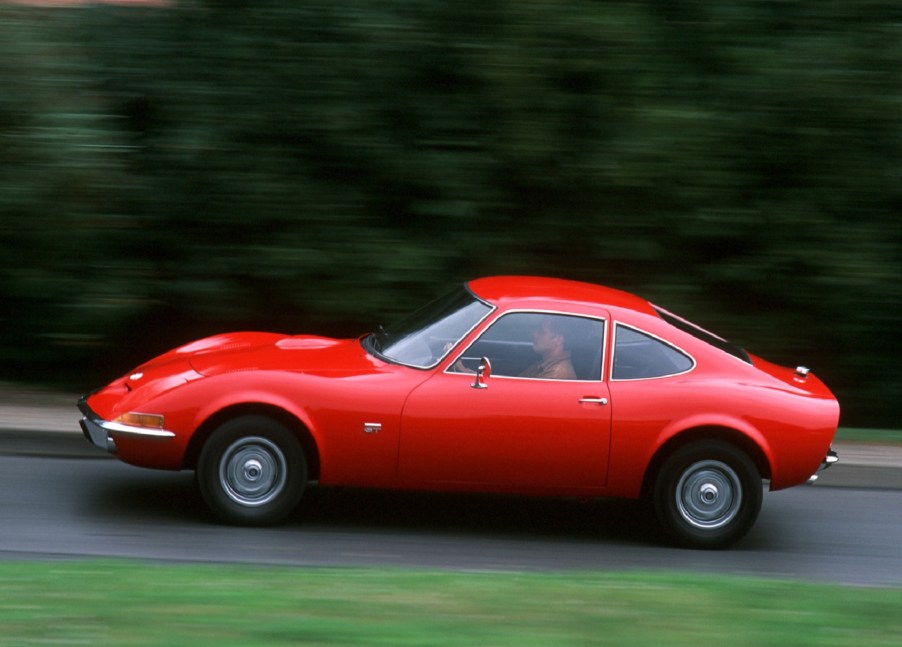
left=612, top=325, right=693, bottom=380
left=455, top=312, right=605, bottom=381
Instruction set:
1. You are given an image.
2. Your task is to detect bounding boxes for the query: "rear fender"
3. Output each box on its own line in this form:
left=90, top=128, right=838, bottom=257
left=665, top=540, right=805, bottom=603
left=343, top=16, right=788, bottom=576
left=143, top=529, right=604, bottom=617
left=641, top=416, right=774, bottom=497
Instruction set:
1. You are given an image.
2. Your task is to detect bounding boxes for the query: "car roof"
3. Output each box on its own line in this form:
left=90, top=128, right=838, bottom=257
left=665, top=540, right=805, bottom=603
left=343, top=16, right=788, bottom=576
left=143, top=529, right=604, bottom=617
left=467, top=276, right=656, bottom=314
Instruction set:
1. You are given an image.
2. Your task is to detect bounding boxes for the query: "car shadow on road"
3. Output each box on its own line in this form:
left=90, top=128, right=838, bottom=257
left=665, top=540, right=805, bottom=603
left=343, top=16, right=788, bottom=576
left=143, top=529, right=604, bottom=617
left=84, top=468, right=208, bottom=523
left=299, top=486, right=665, bottom=546
left=88, top=469, right=663, bottom=546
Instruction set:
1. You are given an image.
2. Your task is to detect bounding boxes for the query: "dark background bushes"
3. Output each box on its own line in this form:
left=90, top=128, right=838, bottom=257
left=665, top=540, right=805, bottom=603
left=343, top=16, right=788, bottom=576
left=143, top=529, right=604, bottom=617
left=1, top=1, right=899, bottom=426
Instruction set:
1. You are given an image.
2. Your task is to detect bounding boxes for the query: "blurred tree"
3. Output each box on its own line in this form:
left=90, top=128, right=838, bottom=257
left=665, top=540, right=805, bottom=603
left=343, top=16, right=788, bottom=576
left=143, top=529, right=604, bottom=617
left=0, top=1, right=899, bottom=425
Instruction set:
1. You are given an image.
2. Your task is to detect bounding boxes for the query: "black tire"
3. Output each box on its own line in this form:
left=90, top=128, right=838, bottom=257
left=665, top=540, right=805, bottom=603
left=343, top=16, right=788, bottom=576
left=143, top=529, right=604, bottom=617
left=653, top=440, right=762, bottom=549
left=196, top=415, right=307, bottom=526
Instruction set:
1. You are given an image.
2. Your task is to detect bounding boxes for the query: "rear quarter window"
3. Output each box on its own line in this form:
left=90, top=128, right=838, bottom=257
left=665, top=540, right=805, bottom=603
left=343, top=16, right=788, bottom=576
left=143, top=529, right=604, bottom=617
left=612, top=324, right=694, bottom=380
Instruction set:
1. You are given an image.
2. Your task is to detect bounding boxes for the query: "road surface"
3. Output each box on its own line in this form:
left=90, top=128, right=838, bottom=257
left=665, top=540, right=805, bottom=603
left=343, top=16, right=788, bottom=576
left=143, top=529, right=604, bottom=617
left=2, top=451, right=900, bottom=586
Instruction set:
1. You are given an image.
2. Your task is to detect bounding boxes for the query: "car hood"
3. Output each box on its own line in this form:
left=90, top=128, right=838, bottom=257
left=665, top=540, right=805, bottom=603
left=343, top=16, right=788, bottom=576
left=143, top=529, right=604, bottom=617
left=177, top=332, right=375, bottom=377
left=86, top=332, right=381, bottom=421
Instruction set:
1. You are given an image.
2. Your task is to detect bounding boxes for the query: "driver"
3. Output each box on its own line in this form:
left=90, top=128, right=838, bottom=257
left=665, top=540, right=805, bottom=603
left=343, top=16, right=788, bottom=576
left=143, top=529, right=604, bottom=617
left=518, top=316, right=577, bottom=380
left=448, top=315, right=577, bottom=380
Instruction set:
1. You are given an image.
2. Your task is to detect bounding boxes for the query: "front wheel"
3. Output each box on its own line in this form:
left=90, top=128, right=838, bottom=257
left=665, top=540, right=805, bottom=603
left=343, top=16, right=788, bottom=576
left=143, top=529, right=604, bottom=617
left=653, top=441, right=762, bottom=549
left=197, top=416, right=307, bottom=526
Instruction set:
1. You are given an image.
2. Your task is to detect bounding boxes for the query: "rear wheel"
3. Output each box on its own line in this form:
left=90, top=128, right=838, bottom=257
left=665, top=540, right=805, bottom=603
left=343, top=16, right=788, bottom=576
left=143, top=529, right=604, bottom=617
left=197, top=416, right=307, bottom=526
left=653, top=441, right=762, bottom=549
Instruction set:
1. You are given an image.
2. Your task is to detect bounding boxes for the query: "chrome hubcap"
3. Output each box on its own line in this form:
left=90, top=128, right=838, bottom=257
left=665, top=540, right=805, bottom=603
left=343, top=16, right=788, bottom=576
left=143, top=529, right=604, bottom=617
left=219, top=436, right=287, bottom=507
left=676, top=460, right=742, bottom=529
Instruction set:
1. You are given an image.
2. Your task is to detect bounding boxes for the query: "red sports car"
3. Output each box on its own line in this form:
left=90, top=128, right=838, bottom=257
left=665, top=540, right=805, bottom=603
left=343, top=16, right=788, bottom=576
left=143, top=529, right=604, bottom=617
left=79, top=276, right=839, bottom=548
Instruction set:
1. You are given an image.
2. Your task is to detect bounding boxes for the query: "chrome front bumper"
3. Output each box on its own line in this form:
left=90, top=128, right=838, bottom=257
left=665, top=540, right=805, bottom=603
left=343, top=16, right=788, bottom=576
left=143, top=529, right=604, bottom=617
left=78, top=397, right=176, bottom=455
left=807, top=448, right=839, bottom=484
left=78, top=397, right=118, bottom=453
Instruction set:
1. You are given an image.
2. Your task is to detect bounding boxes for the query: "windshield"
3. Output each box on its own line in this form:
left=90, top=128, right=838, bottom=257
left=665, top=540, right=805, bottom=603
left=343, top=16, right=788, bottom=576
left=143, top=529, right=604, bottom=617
left=366, top=285, right=493, bottom=369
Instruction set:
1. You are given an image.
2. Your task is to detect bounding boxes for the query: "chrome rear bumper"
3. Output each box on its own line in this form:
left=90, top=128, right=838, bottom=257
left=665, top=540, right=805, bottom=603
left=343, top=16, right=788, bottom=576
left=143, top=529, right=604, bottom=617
left=807, top=448, right=839, bottom=484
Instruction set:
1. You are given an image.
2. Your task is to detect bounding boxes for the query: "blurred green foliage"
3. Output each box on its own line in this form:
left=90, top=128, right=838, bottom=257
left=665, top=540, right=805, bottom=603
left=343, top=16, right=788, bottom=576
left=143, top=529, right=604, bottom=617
left=0, top=1, right=899, bottom=425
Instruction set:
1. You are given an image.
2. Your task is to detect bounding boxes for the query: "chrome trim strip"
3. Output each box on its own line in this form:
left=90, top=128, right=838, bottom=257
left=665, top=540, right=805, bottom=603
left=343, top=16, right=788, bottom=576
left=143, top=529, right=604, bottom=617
left=450, top=372, right=604, bottom=384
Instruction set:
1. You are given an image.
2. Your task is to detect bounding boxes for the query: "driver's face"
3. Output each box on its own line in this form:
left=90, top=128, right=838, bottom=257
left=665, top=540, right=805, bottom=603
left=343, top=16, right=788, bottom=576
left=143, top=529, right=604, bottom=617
left=532, top=319, right=558, bottom=355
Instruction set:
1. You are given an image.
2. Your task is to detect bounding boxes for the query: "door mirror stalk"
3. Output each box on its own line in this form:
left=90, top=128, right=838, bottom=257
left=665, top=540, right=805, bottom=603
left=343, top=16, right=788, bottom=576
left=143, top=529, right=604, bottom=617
left=471, top=357, right=492, bottom=389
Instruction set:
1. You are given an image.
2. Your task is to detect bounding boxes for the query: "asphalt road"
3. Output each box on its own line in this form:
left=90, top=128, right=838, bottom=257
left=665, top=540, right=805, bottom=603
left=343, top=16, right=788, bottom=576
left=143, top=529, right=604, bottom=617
left=2, top=449, right=901, bottom=586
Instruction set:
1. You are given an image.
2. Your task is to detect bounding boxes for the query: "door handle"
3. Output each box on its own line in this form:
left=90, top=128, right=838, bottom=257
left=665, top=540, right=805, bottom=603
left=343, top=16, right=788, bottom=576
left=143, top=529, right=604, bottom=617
left=579, top=397, right=608, bottom=405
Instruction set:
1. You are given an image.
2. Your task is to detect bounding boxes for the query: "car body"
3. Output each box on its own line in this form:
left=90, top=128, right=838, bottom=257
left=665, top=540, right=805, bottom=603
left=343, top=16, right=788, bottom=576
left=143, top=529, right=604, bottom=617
left=79, top=276, right=839, bottom=548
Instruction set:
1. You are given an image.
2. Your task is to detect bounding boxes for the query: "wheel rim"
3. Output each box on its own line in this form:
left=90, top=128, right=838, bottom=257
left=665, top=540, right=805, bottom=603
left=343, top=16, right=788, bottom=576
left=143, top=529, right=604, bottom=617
left=675, top=460, right=742, bottom=530
left=219, top=436, right=287, bottom=507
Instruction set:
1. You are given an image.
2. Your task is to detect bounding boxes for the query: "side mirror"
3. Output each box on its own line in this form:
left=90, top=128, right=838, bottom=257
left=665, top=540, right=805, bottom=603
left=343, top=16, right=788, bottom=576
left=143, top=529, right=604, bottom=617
left=471, top=357, right=492, bottom=390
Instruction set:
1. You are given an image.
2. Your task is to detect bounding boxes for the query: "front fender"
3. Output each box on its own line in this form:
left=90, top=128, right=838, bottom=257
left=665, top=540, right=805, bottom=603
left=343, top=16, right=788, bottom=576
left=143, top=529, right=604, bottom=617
left=190, top=381, right=317, bottom=442
left=120, top=371, right=320, bottom=471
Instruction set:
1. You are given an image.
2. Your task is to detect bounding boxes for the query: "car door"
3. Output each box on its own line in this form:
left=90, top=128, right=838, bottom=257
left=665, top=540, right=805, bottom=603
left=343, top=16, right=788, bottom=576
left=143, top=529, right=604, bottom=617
left=397, top=311, right=611, bottom=494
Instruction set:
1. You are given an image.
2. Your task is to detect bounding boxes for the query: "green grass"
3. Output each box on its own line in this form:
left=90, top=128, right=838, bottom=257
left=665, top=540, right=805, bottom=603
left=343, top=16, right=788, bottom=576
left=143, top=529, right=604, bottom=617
left=0, top=562, right=900, bottom=646
left=836, top=427, right=902, bottom=444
